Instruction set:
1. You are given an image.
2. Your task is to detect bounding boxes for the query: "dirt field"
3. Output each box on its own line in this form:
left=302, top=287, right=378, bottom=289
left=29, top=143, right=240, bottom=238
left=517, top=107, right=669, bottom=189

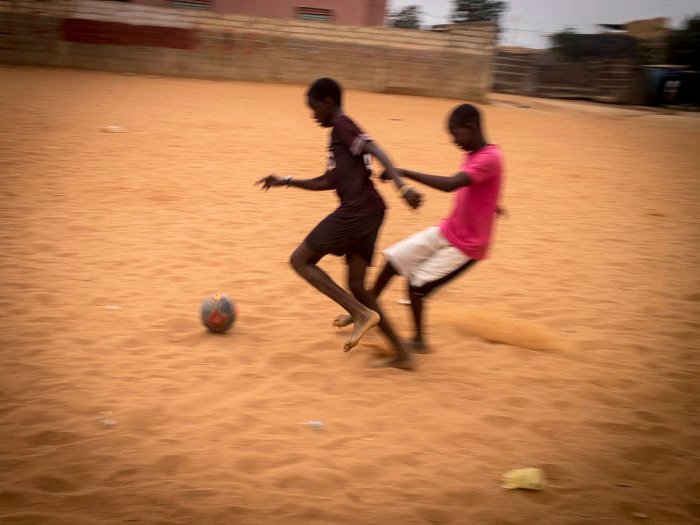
left=1, top=66, right=699, bottom=525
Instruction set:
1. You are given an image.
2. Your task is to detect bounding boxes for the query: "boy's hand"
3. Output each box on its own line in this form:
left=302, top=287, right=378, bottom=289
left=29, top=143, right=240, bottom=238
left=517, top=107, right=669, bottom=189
left=378, top=169, right=421, bottom=209
left=403, top=188, right=422, bottom=209
left=378, top=168, right=393, bottom=182
left=255, top=174, right=284, bottom=191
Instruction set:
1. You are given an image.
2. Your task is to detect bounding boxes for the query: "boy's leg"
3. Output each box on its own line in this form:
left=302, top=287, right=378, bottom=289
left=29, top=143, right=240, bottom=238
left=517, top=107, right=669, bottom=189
left=407, top=284, right=427, bottom=352
left=332, top=260, right=398, bottom=328
left=334, top=226, right=441, bottom=329
left=406, top=259, right=478, bottom=352
left=347, top=254, right=413, bottom=370
left=290, top=241, right=379, bottom=352
left=372, top=260, right=399, bottom=298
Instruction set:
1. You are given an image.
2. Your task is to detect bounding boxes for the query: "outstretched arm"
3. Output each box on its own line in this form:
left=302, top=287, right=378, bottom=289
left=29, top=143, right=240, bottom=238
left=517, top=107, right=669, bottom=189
left=399, top=169, right=472, bottom=192
left=364, top=142, right=421, bottom=209
left=255, top=171, right=336, bottom=191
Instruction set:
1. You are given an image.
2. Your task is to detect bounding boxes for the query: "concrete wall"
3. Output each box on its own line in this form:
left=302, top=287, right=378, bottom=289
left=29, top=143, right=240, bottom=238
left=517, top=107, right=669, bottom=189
left=0, top=0, right=496, bottom=101
left=493, top=48, right=636, bottom=104
left=131, top=0, right=387, bottom=26
left=492, top=48, right=540, bottom=95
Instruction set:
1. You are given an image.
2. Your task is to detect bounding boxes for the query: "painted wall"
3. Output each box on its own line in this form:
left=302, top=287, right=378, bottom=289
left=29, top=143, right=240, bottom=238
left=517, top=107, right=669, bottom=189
left=130, top=0, right=387, bottom=26
left=0, top=0, right=496, bottom=101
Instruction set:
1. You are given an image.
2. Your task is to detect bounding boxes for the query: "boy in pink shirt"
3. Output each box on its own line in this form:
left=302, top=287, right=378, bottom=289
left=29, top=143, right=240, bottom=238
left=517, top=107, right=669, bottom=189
left=335, top=104, right=503, bottom=353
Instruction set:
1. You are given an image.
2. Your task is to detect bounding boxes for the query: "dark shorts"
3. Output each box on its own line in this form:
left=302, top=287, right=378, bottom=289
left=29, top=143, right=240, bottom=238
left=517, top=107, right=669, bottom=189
left=305, top=209, right=385, bottom=265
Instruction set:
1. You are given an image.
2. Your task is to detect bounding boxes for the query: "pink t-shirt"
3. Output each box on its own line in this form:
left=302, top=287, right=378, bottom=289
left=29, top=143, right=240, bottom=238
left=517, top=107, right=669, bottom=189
left=439, top=145, right=503, bottom=260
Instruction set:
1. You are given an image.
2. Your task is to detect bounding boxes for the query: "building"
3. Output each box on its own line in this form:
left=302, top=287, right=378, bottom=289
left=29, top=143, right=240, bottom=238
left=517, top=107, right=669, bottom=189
left=598, top=17, right=670, bottom=64
left=598, top=17, right=670, bottom=41
left=130, top=0, right=387, bottom=26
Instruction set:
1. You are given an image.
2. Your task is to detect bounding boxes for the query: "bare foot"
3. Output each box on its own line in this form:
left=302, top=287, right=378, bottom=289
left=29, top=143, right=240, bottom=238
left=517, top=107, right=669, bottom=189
left=371, top=355, right=415, bottom=370
left=343, top=310, right=380, bottom=352
left=333, top=313, right=353, bottom=328
left=406, top=340, right=430, bottom=354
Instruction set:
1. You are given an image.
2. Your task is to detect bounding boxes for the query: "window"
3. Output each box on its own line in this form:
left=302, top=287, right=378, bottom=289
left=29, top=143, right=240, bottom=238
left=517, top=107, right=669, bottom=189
left=171, top=0, right=210, bottom=9
left=295, top=7, right=334, bottom=22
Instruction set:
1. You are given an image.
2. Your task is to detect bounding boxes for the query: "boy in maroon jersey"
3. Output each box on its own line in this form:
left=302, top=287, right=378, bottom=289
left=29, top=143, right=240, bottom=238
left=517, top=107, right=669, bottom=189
left=256, top=78, right=421, bottom=370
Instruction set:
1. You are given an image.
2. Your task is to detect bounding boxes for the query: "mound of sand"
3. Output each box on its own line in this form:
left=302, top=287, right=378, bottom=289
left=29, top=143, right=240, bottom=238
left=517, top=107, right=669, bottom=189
left=441, top=306, right=563, bottom=351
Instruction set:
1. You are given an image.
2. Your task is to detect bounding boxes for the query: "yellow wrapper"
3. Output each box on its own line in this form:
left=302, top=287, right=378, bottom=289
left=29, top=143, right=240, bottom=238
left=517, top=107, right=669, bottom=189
left=502, top=467, right=546, bottom=490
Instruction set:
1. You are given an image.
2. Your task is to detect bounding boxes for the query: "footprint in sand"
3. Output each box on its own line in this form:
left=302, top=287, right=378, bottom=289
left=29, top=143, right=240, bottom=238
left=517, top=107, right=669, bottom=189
left=102, top=467, right=143, bottom=487
left=481, top=414, right=518, bottom=428
left=266, top=351, right=310, bottom=368
left=633, top=410, right=665, bottom=423
left=686, top=502, right=700, bottom=519
left=503, top=396, right=532, bottom=408
left=0, top=490, right=27, bottom=509
left=26, top=430, right=83, bottom=447
left=29, top=476, right=78, bottom=493
left=154, top=454, right=187, bottom=476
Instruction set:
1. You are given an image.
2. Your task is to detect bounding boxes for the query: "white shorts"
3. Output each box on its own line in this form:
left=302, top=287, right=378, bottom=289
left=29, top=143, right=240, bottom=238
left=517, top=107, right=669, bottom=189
left=383, top=226, right=472, bottom=287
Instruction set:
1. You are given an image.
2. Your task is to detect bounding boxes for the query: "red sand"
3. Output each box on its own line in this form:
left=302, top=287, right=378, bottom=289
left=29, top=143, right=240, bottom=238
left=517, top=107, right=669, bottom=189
left=1, top=66, right=699, bottom=525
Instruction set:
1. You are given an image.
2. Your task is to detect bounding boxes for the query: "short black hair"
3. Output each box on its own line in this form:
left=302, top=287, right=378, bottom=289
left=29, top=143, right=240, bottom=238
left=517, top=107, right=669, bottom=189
left=307, top=77, right=342, bottom=106
left=449, top=104, right=481, bottom=128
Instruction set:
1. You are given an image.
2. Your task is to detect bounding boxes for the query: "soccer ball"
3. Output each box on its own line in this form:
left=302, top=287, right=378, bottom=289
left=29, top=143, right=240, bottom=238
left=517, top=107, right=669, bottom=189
left=200, top=293, right=236, bottom=333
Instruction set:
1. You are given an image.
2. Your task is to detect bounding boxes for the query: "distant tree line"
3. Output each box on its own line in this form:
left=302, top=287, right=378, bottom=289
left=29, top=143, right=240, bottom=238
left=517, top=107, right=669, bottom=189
left=387, top=2, right=698, bottom=72
left=666, top=16, right=700, bottom=70
left=550, top=16, right=700, bottom=70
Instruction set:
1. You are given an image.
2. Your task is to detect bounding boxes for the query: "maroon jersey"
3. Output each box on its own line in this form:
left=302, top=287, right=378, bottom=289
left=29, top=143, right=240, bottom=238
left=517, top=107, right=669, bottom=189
left=327, top=114, right=386, bottom=216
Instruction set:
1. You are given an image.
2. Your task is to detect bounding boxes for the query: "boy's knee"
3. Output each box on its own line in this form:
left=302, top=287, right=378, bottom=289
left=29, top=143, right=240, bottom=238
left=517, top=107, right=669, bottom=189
left=289, top=250, right=304, bottom=272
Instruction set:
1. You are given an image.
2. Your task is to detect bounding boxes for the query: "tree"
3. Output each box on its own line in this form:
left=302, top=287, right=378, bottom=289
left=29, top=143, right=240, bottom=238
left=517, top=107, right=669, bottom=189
left=549, top=27, right=638, bottom=61
left=666, top=16, right=700, bottom=71
left=389, top=5, right=422, bottom=30
left=451, top=0, right=507, bottom=25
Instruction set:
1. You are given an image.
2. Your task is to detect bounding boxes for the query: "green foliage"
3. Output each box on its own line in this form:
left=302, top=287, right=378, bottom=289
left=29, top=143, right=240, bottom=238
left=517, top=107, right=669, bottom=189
left=389, top=5, right=422, bottom=30
left=666, top=16, right=700, bottom=70
left=549, top=28, right=637, bottom=61
left=451, top=0, right=507, bottom=24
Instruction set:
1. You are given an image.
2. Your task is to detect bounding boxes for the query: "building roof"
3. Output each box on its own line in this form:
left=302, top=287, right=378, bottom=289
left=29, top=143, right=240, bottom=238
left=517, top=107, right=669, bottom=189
left=597, top=17, right=670, bottom=40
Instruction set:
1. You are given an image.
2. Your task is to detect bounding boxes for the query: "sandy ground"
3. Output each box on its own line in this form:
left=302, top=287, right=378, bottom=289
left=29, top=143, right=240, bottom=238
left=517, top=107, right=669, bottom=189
left=1, top=66, right=699, bottom=525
